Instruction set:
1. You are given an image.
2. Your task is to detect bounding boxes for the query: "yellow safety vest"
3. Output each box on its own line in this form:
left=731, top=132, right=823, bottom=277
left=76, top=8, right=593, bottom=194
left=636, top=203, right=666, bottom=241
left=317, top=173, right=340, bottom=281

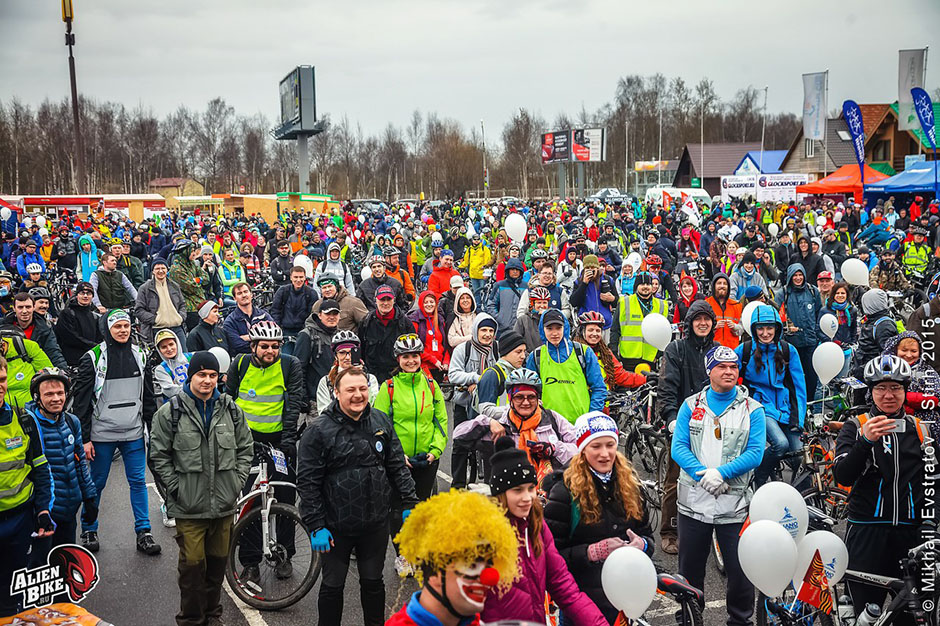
left=235, top=359, right=287, bottom=434
left=0, top=411, right=42, bottom=512
left=903, top=243, right=929, bottom=273
left=618, top=294, right=668, bottom=362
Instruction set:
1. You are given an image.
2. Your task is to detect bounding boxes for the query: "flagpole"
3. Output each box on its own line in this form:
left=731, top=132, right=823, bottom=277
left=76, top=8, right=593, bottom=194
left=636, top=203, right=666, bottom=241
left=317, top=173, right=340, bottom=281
left=759, top=86, right=768, bottom=173
left=824, top=70, right=829, bottom=177
left=658, top=105, right=663, bottom=187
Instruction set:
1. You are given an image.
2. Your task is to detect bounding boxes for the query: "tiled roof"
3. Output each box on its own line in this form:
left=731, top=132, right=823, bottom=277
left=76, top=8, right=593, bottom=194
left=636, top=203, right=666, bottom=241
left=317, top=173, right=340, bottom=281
left=683, top=142, right=762, bottom=178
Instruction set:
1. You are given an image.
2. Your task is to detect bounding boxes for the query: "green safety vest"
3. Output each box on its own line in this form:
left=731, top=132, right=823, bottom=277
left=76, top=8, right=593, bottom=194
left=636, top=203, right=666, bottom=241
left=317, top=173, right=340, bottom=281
left=0, top=411, right=42, bottom=512
left=618, top=294, right=668, bottom=362
left=235, top=359, right=287, bottom=434
left=903, top=243, right=929, bottom=273
left=538, top=344, right=591, bottom=424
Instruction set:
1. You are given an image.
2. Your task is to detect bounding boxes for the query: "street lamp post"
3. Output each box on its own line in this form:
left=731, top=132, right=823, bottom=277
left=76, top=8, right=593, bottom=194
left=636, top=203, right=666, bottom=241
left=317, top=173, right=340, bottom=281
left=62, top=0, right=87, bottom=194
left=481, top=119, right=488, bottom=200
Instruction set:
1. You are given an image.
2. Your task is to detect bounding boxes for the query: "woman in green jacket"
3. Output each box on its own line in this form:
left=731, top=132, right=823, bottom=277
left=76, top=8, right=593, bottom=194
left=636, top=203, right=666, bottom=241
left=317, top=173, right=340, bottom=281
left=373, top=333, right=448, bottom=577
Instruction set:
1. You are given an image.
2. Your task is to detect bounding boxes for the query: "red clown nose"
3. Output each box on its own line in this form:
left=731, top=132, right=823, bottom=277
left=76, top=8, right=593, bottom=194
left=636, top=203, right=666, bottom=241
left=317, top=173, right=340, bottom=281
left=479, top=567, right=500, bottom=587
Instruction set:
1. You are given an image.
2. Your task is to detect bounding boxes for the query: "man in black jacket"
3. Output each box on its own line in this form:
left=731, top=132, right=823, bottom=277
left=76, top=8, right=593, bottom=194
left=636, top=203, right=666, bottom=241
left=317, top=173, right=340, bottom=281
left=270, top=266, right=317, bottom=356
left=297, top=367, right=417, bottom=626
left=54, top=282, right=101, bottom=366
left=357, top=258, right=406, bottom=313
left=52, top=227, right=78, bottom=271
left=657, top=299, right=716, bottom=554
left=7, top=292, right=67, bottom=368
left=270, top=240, right=294, bottom=288
left=294, top=300, right=338, bottom=404
left=359, top=286, right=414, bottom=384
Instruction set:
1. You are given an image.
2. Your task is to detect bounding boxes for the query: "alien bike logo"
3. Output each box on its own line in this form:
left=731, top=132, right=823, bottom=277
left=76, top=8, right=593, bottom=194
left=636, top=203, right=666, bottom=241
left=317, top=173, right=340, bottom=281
left=10, top=544, right=99, bottom=609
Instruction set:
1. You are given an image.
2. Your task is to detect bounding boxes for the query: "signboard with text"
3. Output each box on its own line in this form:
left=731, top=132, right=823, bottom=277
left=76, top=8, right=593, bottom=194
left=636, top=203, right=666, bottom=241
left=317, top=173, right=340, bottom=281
left=541, top=131, right=570, bottom=164
left=571, top=128, right=606, bottom=162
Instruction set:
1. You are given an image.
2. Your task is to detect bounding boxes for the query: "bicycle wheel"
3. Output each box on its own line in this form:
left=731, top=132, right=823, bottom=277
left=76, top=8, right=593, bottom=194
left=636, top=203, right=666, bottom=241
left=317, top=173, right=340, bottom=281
left=639, top=433, right=665, bottom=474
left=756, top=590, right=834, bottom=626
left=802, top=486, right=850, bottom=522
left=226, top=502, right=320, bottom=611
left=677, top=597, right=704, bottom=626
left=711, top=530, right=726, bottom=577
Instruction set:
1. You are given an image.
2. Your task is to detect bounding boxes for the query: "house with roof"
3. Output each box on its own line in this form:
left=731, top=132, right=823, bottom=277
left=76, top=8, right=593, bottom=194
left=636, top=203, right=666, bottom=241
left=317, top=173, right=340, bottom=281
left=148, top=177, right=205, bottom=208
left=733, top=150, right=788, bottom=175
left=780, top=102, right=939, bottom=182
left=671, top=142, right=761, bottom=197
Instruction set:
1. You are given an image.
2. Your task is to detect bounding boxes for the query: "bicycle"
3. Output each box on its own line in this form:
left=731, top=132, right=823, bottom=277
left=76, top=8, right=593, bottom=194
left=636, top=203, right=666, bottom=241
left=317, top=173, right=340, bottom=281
left=631, top=571, right=705, bottom=626
left=610, top=383, right=666, bottom=475
left=225, top=443, right=320, bottom=610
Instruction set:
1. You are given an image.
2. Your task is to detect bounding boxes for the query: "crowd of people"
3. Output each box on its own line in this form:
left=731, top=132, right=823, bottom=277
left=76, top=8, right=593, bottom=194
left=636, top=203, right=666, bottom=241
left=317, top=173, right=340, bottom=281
left=0, top=191, right=939, bottom=625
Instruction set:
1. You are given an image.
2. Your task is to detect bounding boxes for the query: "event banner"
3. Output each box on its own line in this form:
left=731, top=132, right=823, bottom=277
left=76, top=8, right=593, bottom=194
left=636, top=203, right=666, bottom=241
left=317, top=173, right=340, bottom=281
left=541, top=131, right=570, bottom=164
left=720, top=174, right=808, bottom=203
left=911, top=87, right=936, bottom=150
left=571, top=128, right=607, bottom=162
left=842, top=100, right=866, bottom=182
left=802, top=72, right=827, bottom=141
left=899, top=49, right=927, bottom=131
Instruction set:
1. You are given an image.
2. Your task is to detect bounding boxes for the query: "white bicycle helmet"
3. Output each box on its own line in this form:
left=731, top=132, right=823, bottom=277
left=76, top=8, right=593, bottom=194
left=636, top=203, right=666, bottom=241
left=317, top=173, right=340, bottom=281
left=331, top=330, right=360, bottom=350
left=248, top=321, right=283, bottom=343
left=25, top=263, right=42, bottom=274
left=506, top=368, right=542, bottom=392
left=393, top=333, right=424, bottom=357
left=863, top=355, right=912, bottom=387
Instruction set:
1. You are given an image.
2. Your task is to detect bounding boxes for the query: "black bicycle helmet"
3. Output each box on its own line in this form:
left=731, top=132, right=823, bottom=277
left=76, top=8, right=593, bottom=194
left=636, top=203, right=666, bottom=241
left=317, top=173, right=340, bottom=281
left=863, top=355, right=912, bottom=388
left=30, top=367, right=72, bottom=401
left=28, top=287, right=51, bottom=301
left=393, top=333, right=423, bottom=356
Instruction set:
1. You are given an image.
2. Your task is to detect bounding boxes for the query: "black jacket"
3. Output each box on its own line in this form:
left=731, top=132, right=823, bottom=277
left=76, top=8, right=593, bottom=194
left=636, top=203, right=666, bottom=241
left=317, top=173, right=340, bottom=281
left=270, top=254, right=294, bottom=288
left=185, top=320, right=228, bottom=353
left=357, top=276, right=407, bottom=312
left=6, top=313, right=67, bottom=369
left=294, top=315, right=336, bottom=401
left=795, top=248, right=825, bottom=285
left=833, top=411, right=925, bottom=525
left=821, top=239, right=847, bottom=273
left=658, top=300, right=717, bottom=427
left=297, top=400, right=417, bottom=534
left=54, top=298, right=101, bottom=366
left=225, top=353, right=305, bottom=448
left=856, top=308, right=898, bottom=373
left=270, top=284, right=317, bottom=333
left=544, top=470, right=655, bottom=622
left=360, top=307, right=415, bottom=384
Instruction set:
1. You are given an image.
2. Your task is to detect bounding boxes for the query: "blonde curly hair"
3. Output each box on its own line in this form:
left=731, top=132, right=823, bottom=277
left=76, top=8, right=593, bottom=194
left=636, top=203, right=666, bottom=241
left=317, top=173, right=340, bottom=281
left=563, top=451, right=643, bottom=525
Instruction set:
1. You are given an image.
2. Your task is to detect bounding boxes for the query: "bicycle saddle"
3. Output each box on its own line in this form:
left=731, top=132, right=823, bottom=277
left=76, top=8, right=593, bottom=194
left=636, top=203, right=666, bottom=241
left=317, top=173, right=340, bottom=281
left=657, top=572, right=703, bottom=602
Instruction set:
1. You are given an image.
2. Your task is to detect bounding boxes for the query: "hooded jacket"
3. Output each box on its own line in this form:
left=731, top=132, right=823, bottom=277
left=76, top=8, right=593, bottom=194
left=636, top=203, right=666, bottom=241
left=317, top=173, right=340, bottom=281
left=460, top=241, right=492, bottom=280
left=427, top=261, right=461, bottom=297
left=735, top=305, right=807, bottom=428
left=523, top=310, right=607, bottom=418
left=659, top=300, right=717, bottom=427
left=448, top=313, right=498, bottom=408
left=446, top=287, right=477, bottom=347
left=312, top=285, right=368, bottom=332
left=705, top=273, right=743, bottom=349
left=55, top=295, right=102, bottom=366
left=882, top=331, right=940, bottom=426
left=153, top=334, right=192, bottom=401
left=373, top=369, right=448, bottom=460
left=794, top=236, right=825, bottom=285
left=408, top=291, right=449, bottom=371
left=729, top=261, right=768, bottom=301
left=778, top=263, right=822, bottom=349
left=569, top=269, right=616, bottom=330
left=294, top=313, right=337, bottom=400
left=857, top=288, right=898, bottom=368
left=313, top=243, right=356, bottom=292
left=487, top=258, right=526, bottom=330
left=672, top=275, right=704, bottom=327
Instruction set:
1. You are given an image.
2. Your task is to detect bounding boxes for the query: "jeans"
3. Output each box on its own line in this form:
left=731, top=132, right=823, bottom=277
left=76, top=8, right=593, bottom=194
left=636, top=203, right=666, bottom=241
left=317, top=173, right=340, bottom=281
left=796, top=345, right=818, bottom=400
left=471, top=278, right=487, bottom=305
left=83, top=437, right=151, bottom=534
left=0, top=506, right=34, bottom=617
left=318, top=524, right=389, bottom=626
left=678, top=514, right=753, bottom=626
left=755, top=418, right=803, bottom=485
left=30, top=514, right=78, bottom=567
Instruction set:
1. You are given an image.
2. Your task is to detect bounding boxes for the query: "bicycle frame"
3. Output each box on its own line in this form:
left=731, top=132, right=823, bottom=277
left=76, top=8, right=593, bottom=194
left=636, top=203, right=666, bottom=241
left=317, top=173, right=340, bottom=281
left=234, top=457, right=296, bottom=560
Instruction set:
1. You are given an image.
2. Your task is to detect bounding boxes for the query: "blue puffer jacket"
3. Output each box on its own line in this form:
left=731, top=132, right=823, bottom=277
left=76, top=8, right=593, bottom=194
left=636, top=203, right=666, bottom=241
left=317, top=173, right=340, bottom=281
left=735, top=305, right=808, bottom=428
left=777, top=263, right=822, bottom=348
left=487, top=258, right=526, bottom=331
left=26, top=402, right=96, bottom=521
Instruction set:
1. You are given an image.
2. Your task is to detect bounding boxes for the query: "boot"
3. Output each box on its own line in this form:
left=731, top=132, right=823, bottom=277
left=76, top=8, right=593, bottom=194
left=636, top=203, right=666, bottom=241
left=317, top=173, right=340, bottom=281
left=204, top=555, right=227, bottom=621
left=176, top=559, right=207, bottom=626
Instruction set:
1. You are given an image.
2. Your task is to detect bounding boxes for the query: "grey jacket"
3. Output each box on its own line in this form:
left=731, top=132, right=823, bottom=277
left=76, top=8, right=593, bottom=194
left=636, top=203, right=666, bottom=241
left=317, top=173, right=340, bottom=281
left=134, top=277, right=187, bottom=342
left=447, top=313, right=498, bottom=408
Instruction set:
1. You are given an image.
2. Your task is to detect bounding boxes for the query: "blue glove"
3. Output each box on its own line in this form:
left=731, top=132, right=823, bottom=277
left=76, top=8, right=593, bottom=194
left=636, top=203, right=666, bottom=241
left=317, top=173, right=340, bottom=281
left=402, top=509, right=412, bottom=523
left=310, top=528, right=333, bottom=553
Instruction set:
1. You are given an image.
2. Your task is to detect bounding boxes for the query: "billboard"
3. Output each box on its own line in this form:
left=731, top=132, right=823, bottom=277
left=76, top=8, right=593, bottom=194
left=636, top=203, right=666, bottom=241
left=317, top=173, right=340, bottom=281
left=634, top=160, right=672, bottom=171
left=275, top=66, right=317, bottom=139
left=571, top=128, right=607, bottom=162
left=541, top=131, right=570, bottom=164
left=279, top=68, right=301, bottom=126
left=720, top=174, right=809, bottom=203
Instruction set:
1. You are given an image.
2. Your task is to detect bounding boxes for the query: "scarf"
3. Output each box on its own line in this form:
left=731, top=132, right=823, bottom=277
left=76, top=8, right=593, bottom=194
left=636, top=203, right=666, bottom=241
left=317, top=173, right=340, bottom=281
left=469, top=339, right=493, bottom=374
left=508, top=406, right=552, bottom=484
left=377, top=307, right=395, bottom=326
left=590, top=467, right=613, bottom=484
left=636, top=293, right=653, bottom=316
left=154, top=278, right=184, bottom=328
left=830, top=300, right=852, bottom=327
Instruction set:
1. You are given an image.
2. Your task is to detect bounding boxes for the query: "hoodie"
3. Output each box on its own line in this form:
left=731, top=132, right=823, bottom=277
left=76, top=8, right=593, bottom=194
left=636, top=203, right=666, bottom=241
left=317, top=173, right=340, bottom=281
left=77, top=234, right=100, bottom=282
left=523, top=309, right=607, bottom=422
left=857, top=288, right=899, bottom=368
left=487, top=258, right=526, bottom=330
left=778, top=263, right=822, bottom=349
left=882, top=331, right=940, bottom=427
left=153, top=334, right=192, bottom=401
left=659, top=299, right=718, bottom=427
left=447, top=287, right=477, bottom=347
left=408, top=290, right=449, bottom=372
left=313, top=243, right=355, bottom=292
left=448, top=313, right=498, bottom=408
left=735, top=305, right=807, bottom=428
left=672, top=275, right=704, bottom=327
left=295, top=312, right=338, bottom=400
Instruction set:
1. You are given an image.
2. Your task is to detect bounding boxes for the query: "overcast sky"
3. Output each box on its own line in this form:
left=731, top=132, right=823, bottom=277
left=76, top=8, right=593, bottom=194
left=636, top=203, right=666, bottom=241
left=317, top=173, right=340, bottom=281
left=1, top=0, right=938, bottom=144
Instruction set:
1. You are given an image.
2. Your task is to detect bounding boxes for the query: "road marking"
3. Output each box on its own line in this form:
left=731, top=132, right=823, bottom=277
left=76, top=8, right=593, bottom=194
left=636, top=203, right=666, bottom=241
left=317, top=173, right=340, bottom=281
left=644, top=597, right=725, bottom=617
left=436, top=470, right=452, bottom=483
left=223, top=580, right=270, bottom=626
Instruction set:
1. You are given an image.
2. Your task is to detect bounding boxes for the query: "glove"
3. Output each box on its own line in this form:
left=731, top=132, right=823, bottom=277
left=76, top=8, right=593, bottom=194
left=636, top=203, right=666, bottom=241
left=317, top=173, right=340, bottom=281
left=409, top=452, right=430, bottom=468
left=310, top=528, right=333, bottom=553
left=81, top=498, right=99, bottom=525
left=667, top=420, right=676, bottom=434
left=696, top=468, right=726, bottom=496
left=279, top=442, right=297, bottom=468
left=587, top=537, right=628, bottom=562
left=37, top=511, right=56, bottom=534
left=527, top=441, right=555, bottom=461
left=402, top=509, right=412, bottom=522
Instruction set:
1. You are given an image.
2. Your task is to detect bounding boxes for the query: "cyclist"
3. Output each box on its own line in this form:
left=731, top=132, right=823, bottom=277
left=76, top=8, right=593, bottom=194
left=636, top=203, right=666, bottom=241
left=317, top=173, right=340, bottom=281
left=373, top=334, right=447, bottom=575
left=271, top=265, right=317, bottom=356
left=358, top=256, right=407, bottom=312
left=460, top=233, right=492, bottom=305
left=856, top=288, right=901, bottom=376
left=90, top=252, right=137, bottom=313
left=705, top=272, right=743, bottom=350
left=135, top=257, right=187, bottom=346
left=313, top=275, right=368, bottom=332
left=168, top=240, right=210, bottom=331
left=54, top=282, right=100, bottom=366
left=486, top=257, right=525, bottom=331
left=515, top=286, right=551, bottom=352
left=225, top=321, right=305, bottom=586
left=387, top=490, right=519, bottom=626
left=833, top=355, right=929, bottom=622
left=384, top=245, right=417, bottom=301
left=882, top=332, right=940, bottom=437
left=779, top=263, right=823, bottom=396
left=313, top=242, right=356, bottom=292
left=7, top=292, right=67, bottom=368
left=574, top=311, right=646, bottom=392
left=153, top=329, right=192, bottom=404
left=149, top=351, right=253, bottom=626
left=545, top=412, right=654, bottom=623
left=902, top=225, right=931, bottom=278
left=297, top=366, right=418, bottom=626
left=185, top=300, right=228, bottom=353
left=869, top=245, right=911, bottom=291
left=569, top=255, right=617, bottom=332
left=222, top=282, right=273, bottom=356
left=315, top=330, right=379, bottom=415
left=611, top=271, right=669, bottom=372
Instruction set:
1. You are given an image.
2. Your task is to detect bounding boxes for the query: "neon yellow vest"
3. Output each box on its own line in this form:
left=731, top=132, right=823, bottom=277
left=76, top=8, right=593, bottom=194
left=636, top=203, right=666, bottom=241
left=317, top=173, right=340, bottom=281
left=538, top=345, right=591, bottom=424
left=618, top=294, right=668, bottom=362
left=236, top=361, right=287, bottom=434
left=0, top=412, right=41, bottom=512
left=903, top=243, right=929, bottom=273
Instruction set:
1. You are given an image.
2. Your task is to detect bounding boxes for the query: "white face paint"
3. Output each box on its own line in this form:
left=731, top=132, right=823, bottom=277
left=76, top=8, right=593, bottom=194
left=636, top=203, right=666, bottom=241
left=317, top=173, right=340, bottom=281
left=453, top=561, right=489, bottom=610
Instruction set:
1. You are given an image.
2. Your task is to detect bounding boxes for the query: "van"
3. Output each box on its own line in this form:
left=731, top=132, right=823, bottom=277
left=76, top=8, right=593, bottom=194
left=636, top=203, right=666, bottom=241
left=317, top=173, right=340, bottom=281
left=644, top=186, right=711, bottom=208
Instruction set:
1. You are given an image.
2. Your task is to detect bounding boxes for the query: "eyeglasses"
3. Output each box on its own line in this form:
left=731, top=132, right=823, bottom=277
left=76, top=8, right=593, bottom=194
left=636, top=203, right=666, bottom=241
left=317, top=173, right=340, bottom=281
left=257, top=342, right=281, bottom=351
left=713, top=416, right=722, bottom=440
left=512, top=394, right=538, bottom=404
left=873, top=384, right=905, bottom=394
left=336, top=349, right=352, bottom=356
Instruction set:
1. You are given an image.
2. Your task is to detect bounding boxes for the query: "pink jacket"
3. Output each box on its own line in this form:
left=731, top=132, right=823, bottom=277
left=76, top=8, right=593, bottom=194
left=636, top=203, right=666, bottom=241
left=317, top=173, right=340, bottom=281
left=480, top=516, right=607, bottom=626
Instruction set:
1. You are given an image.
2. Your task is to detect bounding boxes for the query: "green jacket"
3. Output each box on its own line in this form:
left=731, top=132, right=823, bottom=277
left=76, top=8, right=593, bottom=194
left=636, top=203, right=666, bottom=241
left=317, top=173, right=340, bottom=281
left=373, top=370, right=448, bottom=459
left=4, top=337, right=54, bottom=410
left=168, top=257, right=210, bottom=312
left=148, top=390, right=253, bottom=519
left=117, top=254, right=145, bottom=289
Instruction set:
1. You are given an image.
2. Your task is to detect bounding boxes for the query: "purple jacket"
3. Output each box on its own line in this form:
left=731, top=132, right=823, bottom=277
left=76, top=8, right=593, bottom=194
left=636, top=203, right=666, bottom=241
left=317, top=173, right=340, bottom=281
left=480, top=516, right=607, bottom=626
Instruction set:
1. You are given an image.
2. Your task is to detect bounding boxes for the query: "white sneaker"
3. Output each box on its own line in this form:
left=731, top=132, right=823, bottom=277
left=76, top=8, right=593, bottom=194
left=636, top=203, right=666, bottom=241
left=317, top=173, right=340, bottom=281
left=394, top=555, right=414, bottom=578
left=161, top=503, right=176, bottom=528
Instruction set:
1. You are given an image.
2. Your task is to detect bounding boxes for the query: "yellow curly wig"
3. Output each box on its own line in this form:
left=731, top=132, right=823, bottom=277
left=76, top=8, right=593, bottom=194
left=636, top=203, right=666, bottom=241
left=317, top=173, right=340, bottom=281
left=395, top=490, right=519, bottom=591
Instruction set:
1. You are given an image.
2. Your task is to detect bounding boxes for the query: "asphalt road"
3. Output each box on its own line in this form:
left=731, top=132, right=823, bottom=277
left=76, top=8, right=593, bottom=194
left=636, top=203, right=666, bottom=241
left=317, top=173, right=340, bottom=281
left=80, top=404, right=731, bottom=626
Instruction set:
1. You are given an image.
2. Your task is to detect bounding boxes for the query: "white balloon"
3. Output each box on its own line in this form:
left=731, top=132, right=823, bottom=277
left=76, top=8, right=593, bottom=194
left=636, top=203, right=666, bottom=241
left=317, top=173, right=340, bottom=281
left=768, top=223, right=780, bottom=237
left=791, top=531, right=849, bottom=592
left=813, top=342, right=845, bottom=386
left=834, top=211, right=843, bottom=223
left=431, top=232, right=443, bottom=244
left=469, top=209, right=476, bottom=218
left=361, top=266, right=372, bottom=281
left=739, top=520, right=799, bottom=597
left=816, top=215, right=827, bottom=227
left=22, top=217, right=31, bottom=228
left=750, top=481, right=809, bottom=542
left=819, top=314, right=839, bottom=340
left=601, top=547, right=657, bottom=618
left=741, top=301, right=762, bottom=336
left=841, top=258, right=869, bottom=286
left=640, top=313, right=672, bottom=351
left=487, top=215, right=496, bottom=225
left=585, top=218, right=594, bottom=228
left=505, top=213, right=526, bottom=242
left=36, top=216, right=46, bottom=227
left=208, top=346, right=231, bottom=374
left=399, top=209, right=406, bottom=217
left=354, top=229, right=361, bottom=238
left=0, top=207, right=10, bottom=220
left=293, top=254, right=314, bottom=278
left=358, top=215, right=365, bottom=224
left=39, top=228, right=48, bottom=237
left=467, top=225, right=477, bottom=237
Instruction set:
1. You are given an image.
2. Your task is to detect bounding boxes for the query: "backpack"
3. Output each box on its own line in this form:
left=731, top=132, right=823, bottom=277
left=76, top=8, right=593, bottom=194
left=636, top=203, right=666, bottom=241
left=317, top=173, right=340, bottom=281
left=167, top=393, right=239, bottom=435
left=3, top=335, right=33, bottom=365
left=531, top=342, right=588, bottom=376
left=872, top=315, right=906, bottom=338
left=739, top=338, right=802, bottom=428
left=386, top=374, right=446, bottom=439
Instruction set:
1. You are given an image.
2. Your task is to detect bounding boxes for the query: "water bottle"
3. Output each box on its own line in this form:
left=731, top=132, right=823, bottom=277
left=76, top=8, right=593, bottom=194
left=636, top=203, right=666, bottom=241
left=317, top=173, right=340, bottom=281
left=837, top=596, right=856, bottom=626
left=856, top=603, right=882, bottom=626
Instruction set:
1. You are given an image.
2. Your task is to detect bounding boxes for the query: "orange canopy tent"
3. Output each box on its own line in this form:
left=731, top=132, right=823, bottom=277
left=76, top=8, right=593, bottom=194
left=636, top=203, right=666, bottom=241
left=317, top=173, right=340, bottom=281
left=796, top=164, right=889, bottom=203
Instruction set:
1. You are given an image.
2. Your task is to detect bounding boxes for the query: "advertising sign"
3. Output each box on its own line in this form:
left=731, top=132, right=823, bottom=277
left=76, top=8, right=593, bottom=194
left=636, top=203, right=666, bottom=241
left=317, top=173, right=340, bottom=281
left=541, top=131, right=570, bottom=164
left=634, top=160, right=671, bottom=171
left=720, top=176, right=756, bottom=203
left=756, top=174, right=809, bottom=203
left=279, top=68, right=301, bottom=126
left=571, top=128, right=606, bottom=162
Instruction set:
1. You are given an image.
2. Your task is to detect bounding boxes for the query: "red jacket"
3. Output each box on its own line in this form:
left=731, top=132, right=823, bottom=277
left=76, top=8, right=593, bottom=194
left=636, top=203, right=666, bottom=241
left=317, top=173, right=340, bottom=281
left=386, top=597, right=481, bottom=625
left=428, top=263, right=460, bottom=297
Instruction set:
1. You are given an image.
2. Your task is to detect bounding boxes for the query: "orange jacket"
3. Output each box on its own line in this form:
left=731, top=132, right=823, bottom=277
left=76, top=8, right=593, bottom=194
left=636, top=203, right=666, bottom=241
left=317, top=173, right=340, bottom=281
left=387, top=266, right=416, bottom=298
left=705, top=296, right=743, bottom=349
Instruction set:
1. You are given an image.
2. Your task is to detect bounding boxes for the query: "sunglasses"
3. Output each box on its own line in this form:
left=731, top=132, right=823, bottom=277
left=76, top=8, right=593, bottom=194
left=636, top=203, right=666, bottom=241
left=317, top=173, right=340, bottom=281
left=257, top=342, right=281, bottom=351
left=713, top=416, right=722, bottom=440
left=512, top=394, right=538, bottom=404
